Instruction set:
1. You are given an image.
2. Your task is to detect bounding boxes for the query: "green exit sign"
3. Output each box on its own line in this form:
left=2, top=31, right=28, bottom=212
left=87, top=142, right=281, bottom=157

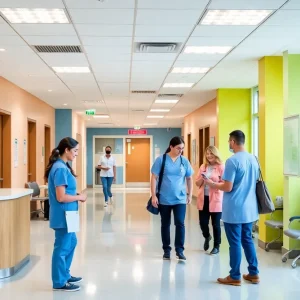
left=85, top=109, right=95, bottom=115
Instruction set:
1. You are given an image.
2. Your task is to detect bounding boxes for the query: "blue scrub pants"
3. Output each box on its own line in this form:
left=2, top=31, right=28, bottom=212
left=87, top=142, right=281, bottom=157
left=101, top=176, right=114, bottom=202
left=52, top=228, right=77, bottom=288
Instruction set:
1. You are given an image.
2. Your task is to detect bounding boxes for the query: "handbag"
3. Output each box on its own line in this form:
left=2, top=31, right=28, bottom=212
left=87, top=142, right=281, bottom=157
left=146, top=154, right=166, bottom=215
left=255, top=156, right=275, bottom=214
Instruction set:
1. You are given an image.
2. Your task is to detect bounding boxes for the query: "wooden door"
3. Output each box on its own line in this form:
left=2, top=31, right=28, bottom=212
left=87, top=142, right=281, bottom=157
left=27, top=120, right=36, bottom=183
left=126, top=138, right=150, bottom=183
left=76, top=133, right=83, bottom=192
left=199, top=128, right=204, bottom=166
left=204, top=126, right=210, bottom=150
left=0, top=112, right=11, bottom=188
left=187, top=133, right=192, bottom=162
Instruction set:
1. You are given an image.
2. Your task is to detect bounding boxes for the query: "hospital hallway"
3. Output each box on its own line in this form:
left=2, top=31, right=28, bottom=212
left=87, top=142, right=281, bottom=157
left=0, top=189, right=299, bottom=300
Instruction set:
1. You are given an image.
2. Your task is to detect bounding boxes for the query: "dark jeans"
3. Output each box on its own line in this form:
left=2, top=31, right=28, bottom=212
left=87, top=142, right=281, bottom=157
left=199, top=195, right=222, bottom=248
left=224, top=222, right=259, bottom=280
left=160, top=204, right=186, bottom=254
left=44, top=200, right=50, bottom=219
left=101, top=176, right=114, bottom=202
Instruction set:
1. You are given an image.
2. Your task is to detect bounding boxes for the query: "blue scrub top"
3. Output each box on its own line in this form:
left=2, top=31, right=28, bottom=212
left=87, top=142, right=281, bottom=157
left=151, top=154, right=194, bottom=205
left=48, top=159, right=78, bottom=229
left=222, top=151, right=259, bottom=224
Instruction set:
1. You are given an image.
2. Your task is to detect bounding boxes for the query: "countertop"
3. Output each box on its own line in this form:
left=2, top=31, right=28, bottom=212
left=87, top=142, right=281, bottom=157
left=0, top=188, right=34, bottom=201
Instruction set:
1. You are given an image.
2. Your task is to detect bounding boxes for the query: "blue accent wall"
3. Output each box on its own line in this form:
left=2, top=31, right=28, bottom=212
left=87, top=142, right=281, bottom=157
left=86, top=128, right=181, bottom=185
left=55, top=109, right=72, bottom=146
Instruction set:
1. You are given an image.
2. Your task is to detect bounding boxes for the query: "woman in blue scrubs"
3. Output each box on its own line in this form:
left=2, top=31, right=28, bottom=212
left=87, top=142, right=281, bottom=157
left=44, top=137, right=87, bottom=292
left=151, top=136, right=194, bottom=261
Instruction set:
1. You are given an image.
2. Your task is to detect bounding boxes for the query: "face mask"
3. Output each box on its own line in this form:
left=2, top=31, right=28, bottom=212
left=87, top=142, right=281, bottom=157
left=106, top=150, right=111, bottom=154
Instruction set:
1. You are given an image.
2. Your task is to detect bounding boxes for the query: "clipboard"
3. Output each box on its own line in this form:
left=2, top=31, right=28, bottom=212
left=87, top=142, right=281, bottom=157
left=65, top=211, right=80, bottom=233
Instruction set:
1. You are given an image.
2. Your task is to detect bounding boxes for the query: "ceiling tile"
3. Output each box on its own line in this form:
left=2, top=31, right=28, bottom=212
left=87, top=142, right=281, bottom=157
left=132, top=53, right=177, bottom=61
left=187, top=36, right=243, bottom=47
left=92, top=61, right=130, bottom=73
left=0, top=35, right=27, bottom=46
left=65, top=0, right=135, bottom=9
left=39, top=53, right=89, bottom=67
left=136, top=10, right=202, bottom=25
left=0, top=0, right=65, bottom=8
left=81, top=36, right=132, bottom=46
left=88, top=52, right=131, bottom=63
left=284, top=0, right=300, bottom=9
left=165, top=73, right=205, bottom=82
left=264, top=10, right=300, bottom=26
left=174, top=60, right=216, bottom=68
left=95, top=72, right=130, bottom=83
left=23, top=35, right=80, bottom=45
left=193, top=25, right=256, bottom=37
left=11, top=24, right=77, bottom=36
left=0, top=22, right=17, bottom=35
left=208, top=0, right=286, bottom=9
left=134, top=36, right=186, bottom=43
left=69, top=9, right=134, bottom=24
left=85, top=46, right=132, bottom=56
left=75, top=24, right=133, bottom=36
left=131, top=82, right=162, bottom=90
left=135, top=25, right=193, bottom=37
left=138, top=0, right=208, bottom=9
left=177, top=53, right=225, bottom=62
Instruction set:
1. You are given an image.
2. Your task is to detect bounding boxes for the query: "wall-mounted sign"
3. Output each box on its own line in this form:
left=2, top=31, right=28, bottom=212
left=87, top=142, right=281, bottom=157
left=85, top=109, right=95, bottom=115
left=128, top=129, right=147, bottom=135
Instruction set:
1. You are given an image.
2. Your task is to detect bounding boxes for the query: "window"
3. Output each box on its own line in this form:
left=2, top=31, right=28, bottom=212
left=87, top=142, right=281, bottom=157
left=252, top=87, right=259, bottom=157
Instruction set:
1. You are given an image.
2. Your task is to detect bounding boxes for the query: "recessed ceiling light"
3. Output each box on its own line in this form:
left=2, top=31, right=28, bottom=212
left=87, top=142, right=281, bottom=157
left=172, top=67, right=209, bottom=74
left=155, top=99, right=179, bottom=104
left=48, top=89, right=52, bottom=92
left=63, top=103, right=67, bottom=106
left=0, top=8, right=69, bottom=24
left=184, top=46, right=232, bottom=54
left=150, top=109, right=170, bottom=112
left=201, top=10, right=272, bottom=26
left=147, top=116, right=164, bottom=119
left=93, top=115, right=109, bottom=119
left=163, top=83, right=194, bottom=88
left=52, top=67, right=90, bottom=73
left=0, top=48, right=6, bottom=52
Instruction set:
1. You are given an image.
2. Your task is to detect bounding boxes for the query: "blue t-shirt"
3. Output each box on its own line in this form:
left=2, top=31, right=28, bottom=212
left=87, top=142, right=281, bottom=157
left=48, top=159, right=78, bottom=229
left=222, top=151, right=259, bottom=224
left=151, top=154, right=194, bottom=205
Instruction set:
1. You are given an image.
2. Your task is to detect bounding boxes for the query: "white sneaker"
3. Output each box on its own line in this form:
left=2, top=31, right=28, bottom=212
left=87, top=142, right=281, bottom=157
left=109, top=196, right=113, bottom=204
left=104, top=202, right=108, bottom=207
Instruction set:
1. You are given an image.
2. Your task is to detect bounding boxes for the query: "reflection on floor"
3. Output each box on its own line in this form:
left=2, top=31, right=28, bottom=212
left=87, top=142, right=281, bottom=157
left=0, top=189, right=300, bottom=299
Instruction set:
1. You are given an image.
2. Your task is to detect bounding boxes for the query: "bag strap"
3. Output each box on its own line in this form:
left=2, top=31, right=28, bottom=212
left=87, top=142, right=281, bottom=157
left=254, top=155, right=263, bottom=181
left=157, top=154, right=167, bottom=194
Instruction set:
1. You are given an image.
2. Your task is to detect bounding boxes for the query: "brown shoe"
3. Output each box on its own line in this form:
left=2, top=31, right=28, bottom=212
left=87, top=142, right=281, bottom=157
left=217, top=276, right=241, bottom=286
left=243, top=274, right=260, bottom=284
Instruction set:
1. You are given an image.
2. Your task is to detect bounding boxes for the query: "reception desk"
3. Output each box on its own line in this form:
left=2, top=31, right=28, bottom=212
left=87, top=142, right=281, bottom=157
left=0, top=188, right=33, bottom=279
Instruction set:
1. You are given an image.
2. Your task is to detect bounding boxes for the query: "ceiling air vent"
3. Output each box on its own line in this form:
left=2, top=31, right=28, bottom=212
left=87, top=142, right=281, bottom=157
left=134, top=42, right=181, bottom=53
left=158, top=94, right=184, bottom=98
left=131, top=109, right=145, bottom=112
left=33, top=45, right=82, bottom=53
left=131, top=90, right=156, bottom=94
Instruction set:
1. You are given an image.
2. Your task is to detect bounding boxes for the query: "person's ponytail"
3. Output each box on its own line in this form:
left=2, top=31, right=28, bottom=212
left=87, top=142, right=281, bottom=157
left=44, top=148, right=60, bottom=181
left=165, top=146, right=171, bottom=154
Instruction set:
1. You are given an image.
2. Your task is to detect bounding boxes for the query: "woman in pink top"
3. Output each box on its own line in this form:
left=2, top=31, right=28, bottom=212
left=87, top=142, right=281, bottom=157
left=195, top=146, right=224, bottom=255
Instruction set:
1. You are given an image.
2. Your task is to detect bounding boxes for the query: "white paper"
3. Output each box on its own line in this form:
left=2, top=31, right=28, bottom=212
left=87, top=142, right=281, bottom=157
left=23, top=139, right=27, bottom=165
left=14, top=138, right=18, bottom=167
left=65, top=211, right=80, bottom=233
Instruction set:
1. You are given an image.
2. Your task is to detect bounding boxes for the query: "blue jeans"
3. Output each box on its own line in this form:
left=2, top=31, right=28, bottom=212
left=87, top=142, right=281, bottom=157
left=160, top=204, right=186, bottom=254
left=101, top=176, right=114, bottom=202
left=52, top=228, right=77, bottom=288
left=224, top=222, right=259, bottom=280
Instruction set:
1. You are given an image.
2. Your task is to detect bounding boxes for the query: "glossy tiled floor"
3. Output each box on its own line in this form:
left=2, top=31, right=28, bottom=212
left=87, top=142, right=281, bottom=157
left=1, top=189, right=300, bottom=299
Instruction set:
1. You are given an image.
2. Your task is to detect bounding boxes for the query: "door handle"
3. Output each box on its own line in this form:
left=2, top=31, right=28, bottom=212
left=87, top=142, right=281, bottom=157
left=125, top=162, right=128, bottom=164
left=28, top=173, right=32, bottom=176
left=0, top=178, right=3, bottom=181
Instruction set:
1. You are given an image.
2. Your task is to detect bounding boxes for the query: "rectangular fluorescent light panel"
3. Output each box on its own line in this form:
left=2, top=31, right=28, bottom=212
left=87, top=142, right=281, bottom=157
left=184, top=46, right=232, bottom=54
left=163, top=83, right=194, bottom=88
left=52, top=67, right=90, bottom=73
left=147, top=116, right=164, bottom=119
left=155, top=99, right=179, bottom=104
left=93, top=115, right=109, bottom=119
left=0, top=8, right=69, bottom=24
left=201, top=10, right=272, bottom=26
left=172, top=67, right=209, bottom=74
left=150, top=109, right=170, bottom=112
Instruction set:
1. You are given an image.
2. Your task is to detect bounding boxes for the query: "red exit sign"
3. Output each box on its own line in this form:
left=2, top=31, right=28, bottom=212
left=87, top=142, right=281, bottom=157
left=128, top=129, right=148, bottom=135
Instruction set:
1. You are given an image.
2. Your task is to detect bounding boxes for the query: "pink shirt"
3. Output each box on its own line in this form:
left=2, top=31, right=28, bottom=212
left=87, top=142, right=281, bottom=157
left=196, top=163, right=225, bottom=212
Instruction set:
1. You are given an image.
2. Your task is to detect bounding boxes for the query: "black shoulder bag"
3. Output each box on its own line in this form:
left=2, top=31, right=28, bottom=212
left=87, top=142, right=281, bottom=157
left=146, top=154, right=166, bottom=215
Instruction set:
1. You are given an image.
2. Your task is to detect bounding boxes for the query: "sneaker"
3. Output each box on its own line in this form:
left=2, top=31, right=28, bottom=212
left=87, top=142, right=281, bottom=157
left=243, top=274, right=260, bottom=284
left=176, top=252, right=186, bottom=261
left=210, top=247, right=219, bottom=255
left=53, top=283, right=80, bottom=292
left=163, top=253, right=171, bottom=260
left=104, top=202, right=108, bottom=207
left=68, top=276, right=83, bottom=284
left=204, top=235, right=212, bottom=251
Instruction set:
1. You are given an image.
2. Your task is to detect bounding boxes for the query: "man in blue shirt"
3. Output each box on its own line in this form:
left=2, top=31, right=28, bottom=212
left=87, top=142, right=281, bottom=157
left=203, top=130, right=259, bottom=286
